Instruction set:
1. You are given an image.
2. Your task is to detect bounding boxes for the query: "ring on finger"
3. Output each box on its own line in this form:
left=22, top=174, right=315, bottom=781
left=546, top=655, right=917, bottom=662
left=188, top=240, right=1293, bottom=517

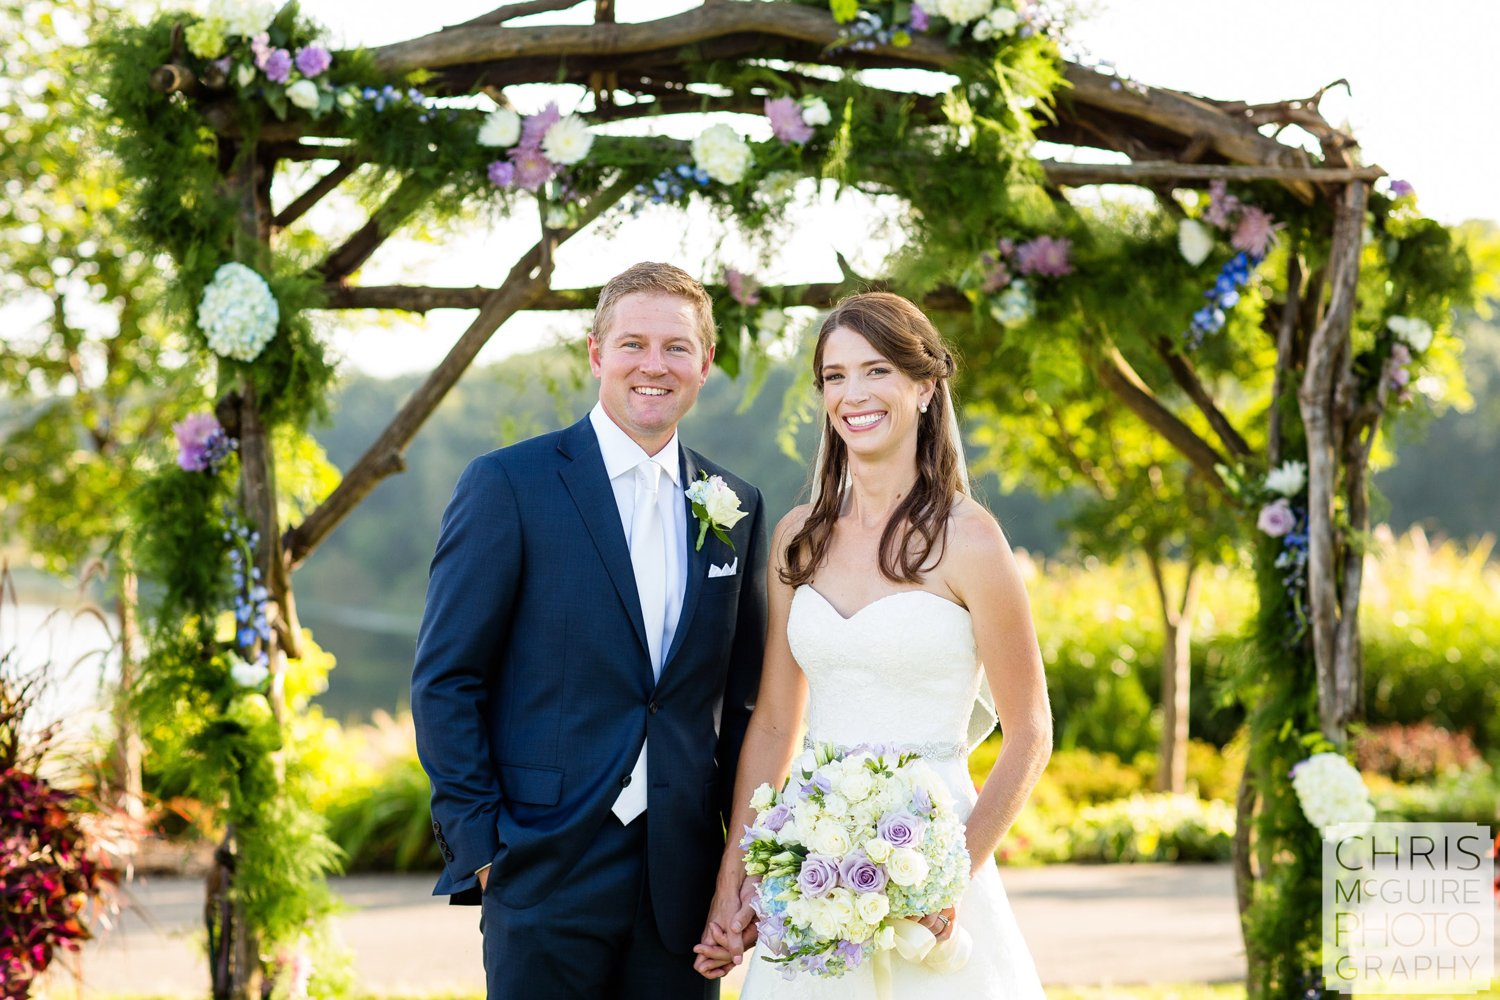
left=936, top=915, right=950, bottom=931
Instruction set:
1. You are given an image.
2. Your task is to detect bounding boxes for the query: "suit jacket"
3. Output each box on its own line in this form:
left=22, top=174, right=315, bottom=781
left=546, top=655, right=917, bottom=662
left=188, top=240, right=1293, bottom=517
left=410, top=415, right=767, bottom=951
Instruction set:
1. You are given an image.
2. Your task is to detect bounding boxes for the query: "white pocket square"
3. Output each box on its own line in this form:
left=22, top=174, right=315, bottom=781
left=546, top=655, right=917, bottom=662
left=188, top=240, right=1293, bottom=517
left=708, top=558, right=738, bottom=579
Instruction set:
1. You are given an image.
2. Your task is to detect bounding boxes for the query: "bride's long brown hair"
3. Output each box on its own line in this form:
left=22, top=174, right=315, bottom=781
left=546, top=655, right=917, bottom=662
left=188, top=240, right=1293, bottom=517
left=781, top=292, right=965, bottom=587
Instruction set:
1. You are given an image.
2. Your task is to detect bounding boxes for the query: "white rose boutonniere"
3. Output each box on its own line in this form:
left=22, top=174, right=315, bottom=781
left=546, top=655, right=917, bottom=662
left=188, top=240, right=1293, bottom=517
left=684, top=472, right=748, bottom=551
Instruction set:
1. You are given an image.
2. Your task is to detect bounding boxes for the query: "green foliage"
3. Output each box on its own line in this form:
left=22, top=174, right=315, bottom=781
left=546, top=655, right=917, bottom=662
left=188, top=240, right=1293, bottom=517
left=129, top=467, right=234, bottom=619
left=1367, top=764, right=1500, bottom=827
left=1066, top=793, right=1235, bottom=863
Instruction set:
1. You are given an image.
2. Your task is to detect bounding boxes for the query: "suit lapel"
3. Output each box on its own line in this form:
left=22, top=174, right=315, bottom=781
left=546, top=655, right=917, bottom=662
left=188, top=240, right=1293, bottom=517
left=557, top=418, right=652, bottom=673
left=662, top=446, right=711, bottom=674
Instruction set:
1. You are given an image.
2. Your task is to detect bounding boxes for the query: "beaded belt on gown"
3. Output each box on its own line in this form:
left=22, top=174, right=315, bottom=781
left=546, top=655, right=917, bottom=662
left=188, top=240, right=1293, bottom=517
left=803, top=734, right=967, bottom=761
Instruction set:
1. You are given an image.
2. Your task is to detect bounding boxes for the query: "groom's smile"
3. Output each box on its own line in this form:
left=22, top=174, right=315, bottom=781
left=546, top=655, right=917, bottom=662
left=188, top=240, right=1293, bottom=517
left=589, top=291, right=714, bottom=455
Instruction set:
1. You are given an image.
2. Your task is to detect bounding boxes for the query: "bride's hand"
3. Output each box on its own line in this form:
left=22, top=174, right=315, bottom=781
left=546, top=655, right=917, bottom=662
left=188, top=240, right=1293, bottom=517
left=919, top=904, right=958, bottom=942
left=692, top=876, right=760, bottom=978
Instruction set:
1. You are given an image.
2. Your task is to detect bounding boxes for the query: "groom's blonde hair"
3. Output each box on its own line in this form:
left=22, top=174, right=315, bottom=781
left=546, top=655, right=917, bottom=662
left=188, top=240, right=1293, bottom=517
left=592, top=262, right=717, bottom=356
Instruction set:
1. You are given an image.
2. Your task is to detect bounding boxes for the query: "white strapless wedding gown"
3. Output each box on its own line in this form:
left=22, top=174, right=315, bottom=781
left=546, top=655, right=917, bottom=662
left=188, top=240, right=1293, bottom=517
left=740, top=585, right=1046, bottom=999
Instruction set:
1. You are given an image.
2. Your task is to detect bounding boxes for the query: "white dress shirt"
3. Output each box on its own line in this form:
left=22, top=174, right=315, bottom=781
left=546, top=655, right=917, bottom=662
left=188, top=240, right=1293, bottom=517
left=589, top=402, right=687, bottom=653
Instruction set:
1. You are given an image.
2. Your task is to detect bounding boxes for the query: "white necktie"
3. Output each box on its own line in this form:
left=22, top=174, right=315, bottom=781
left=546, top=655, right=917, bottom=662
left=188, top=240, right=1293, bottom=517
left=614, top=458, right=667, bottom=824
left=630, top=459, right=668, bottom=677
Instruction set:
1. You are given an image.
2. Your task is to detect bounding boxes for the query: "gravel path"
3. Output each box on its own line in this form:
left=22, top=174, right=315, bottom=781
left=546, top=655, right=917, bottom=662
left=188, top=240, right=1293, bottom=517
left=70, top=864, right=1247, bottom=995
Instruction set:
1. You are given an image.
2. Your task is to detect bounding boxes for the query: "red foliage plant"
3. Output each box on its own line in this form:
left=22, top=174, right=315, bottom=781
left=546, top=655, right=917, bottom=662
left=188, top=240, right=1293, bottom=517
left=1354, top=721, right=1483, bottom=784
left=0, top=768, right=117, bottom=998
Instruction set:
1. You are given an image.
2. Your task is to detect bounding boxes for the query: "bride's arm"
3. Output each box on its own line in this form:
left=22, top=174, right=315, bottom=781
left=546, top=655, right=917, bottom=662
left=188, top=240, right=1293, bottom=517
left=694, top=509, right=810, bottom=977
left=946, top=499, right=1053, bottom=874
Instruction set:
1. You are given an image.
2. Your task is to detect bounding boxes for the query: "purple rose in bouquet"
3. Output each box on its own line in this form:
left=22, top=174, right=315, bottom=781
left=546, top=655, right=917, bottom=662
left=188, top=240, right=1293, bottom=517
left=877, top=810, right=924, bottom=849
left=797, top=854, right=840, bottom=898
left=839, top=851, right=888, bottom=893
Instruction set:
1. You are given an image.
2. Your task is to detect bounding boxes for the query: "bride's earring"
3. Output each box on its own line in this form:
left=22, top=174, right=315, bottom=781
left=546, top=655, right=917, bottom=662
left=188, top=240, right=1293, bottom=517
left=919, top=401, right=929, bottom=414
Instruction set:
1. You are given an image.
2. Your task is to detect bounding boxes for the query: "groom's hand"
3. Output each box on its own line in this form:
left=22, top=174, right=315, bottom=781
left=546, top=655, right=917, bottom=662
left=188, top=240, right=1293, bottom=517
left=692, top=877, right=759, bottom=979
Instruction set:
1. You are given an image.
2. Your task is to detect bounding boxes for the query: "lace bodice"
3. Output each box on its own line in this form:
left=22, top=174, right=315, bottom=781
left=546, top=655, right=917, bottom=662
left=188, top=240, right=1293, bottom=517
left=789, top=585, right=984, bottom=755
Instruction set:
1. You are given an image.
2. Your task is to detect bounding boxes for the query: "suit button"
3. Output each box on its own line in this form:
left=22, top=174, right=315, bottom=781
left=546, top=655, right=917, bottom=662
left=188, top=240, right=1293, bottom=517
left=648, top=701, right=659, bottom=715
left=620, top=775, right=632, bottom=788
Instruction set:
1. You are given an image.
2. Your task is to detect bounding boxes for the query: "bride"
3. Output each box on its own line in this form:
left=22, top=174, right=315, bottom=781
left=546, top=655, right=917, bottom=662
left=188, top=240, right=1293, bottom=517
left=693, top=292, right=1051, bottom=997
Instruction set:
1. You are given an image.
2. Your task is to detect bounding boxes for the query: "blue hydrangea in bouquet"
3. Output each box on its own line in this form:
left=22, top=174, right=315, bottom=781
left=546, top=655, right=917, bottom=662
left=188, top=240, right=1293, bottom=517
left=740, top=742, right=973, bottom=979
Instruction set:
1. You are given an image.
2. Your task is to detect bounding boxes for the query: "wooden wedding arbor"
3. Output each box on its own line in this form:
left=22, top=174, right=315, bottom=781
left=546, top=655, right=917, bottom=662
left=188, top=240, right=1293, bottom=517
left=137, top=1, right=1407, bottom=995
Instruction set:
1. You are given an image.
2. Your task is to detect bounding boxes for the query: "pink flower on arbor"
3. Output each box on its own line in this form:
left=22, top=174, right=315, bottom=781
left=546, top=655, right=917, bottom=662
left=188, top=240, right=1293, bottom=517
left=765, top=97, right=813, bottom=144
left=1231, top=206, right=1282, bottom=259
left=519, top=103, right=562, bottom=149
left=1257, top=498, right=1295, bottom=538
left=724, top=268, right=761, bottom=306
left=1015, top=235, right=1073, bottom=277
left=1205, top=180, right=1241, bottom=229
left=508, top=146, right=557, bottom=191
left=174, top=413, right=222, bottom=472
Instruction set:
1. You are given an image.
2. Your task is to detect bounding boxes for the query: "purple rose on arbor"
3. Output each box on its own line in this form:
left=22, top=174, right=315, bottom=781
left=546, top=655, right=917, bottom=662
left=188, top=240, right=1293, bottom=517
left=174, top=412, right=222, bottom=472
left=877, top=810, right=923, bottom=848
left=487, top=160, right=516, bottom=188
left=1390, top=179, right=1414, bottom=199
left=797, top=854, right=840, bottom=898
left=909, top=3, right=930, bottom=31
left=839, top=851, right=887, bottom=893
left=764, top=96, right=813, bottom=144
left=763, top=803, right=792, bottom=832
left=261, top=48, right=292, bottom=84
left=294, top=45, right=332, bottom=79
left=1257, top=498, right=1295, bottom=538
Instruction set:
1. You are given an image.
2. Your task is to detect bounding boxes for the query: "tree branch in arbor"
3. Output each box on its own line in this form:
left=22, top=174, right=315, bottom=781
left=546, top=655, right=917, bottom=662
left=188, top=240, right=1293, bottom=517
left=272, top=161, right=358, bottom=230
left=443, top=0, right=587, bottom=30
left=1152, top=336, right=1252, bottom=458
left=1296, top=181, right=1367, bottom=742
left=284, top=178, right=631, bottom=568
left=1267, top=253, right=1303, bottom=466
left=1040, top=161, right=1383, bottom=187
left=315, top=176, right=430, bottom=283
left=1093, top=344, right=1229, bottom=493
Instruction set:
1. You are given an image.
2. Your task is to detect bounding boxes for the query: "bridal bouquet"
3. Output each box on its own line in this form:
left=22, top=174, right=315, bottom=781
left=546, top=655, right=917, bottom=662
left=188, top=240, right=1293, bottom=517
left=740, top=743, right=972, bottom=978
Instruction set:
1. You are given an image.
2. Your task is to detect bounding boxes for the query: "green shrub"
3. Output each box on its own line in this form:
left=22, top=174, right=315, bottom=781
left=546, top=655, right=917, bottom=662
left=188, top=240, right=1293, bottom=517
left=1368, top=764, right=1500, bottom=826
left=1066, top=793, right=1235, bottom=863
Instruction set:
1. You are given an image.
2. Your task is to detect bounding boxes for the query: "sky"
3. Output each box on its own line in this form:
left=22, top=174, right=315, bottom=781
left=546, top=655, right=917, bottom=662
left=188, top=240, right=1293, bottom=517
left=276, top=0, right=1500, bottom=376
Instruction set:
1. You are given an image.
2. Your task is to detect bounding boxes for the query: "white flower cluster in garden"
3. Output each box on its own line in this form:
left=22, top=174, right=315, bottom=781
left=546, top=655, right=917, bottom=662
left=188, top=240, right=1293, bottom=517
left=1263, top=460, right=1306, bottom=498
left=197, top=262, right=279, bottom=362
left=1289, top=752, right=1376, bottom=838
left=692, top=124, right=753, bottom=185
left=741, top=744, right=971, bottom=979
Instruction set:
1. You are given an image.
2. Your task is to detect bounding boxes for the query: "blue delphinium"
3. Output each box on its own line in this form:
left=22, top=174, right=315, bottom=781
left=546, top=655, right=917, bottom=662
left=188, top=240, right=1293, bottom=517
left=1186, top=251, right=1260, bottom=348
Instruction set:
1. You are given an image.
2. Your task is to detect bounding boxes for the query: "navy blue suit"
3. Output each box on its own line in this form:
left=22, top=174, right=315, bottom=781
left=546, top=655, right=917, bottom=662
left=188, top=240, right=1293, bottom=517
left=411, top=416, right=766, bottom=998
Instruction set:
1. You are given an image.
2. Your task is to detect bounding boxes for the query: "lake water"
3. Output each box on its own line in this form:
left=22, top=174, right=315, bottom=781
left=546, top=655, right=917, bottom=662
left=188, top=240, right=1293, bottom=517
left=2, top=600, right=119, bottom=745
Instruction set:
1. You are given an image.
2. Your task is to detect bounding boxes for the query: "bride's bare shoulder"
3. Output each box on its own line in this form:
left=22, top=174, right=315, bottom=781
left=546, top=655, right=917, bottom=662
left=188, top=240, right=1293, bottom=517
left=946, top=496, right=1012, bottom=562
left=775, top=503, right=815, bottom=541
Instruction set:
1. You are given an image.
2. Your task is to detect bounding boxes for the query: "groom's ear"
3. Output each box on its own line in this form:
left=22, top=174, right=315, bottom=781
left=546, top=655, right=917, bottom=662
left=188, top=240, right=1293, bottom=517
left=699, top=343, right=715, bottom=383
left=587, top=334, right=605, bottom=378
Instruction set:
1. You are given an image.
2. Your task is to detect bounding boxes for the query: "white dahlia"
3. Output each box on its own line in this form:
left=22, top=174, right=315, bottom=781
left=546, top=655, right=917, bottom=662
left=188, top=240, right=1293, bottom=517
left=541, top=114, right=595, bottom=166
left=691, top=124, right=753, bottom=185
left=477, top=108, right=521, bottom=148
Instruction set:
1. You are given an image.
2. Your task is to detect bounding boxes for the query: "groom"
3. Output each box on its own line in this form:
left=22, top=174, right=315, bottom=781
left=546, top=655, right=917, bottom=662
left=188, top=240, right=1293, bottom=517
left=411, top=262, right=767, bottom=999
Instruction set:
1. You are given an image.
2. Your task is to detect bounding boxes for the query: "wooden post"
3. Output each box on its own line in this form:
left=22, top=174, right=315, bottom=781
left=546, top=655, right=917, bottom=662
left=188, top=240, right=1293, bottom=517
left=1297, top=181, right=1367, bottom=743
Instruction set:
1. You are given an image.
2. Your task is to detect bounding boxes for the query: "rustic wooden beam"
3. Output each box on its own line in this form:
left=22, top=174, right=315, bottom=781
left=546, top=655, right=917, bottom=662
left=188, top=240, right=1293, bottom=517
left=1267, top=253, right=1303, bottom=466
left=1153, top=336, right=1253, bottom=458
left=315, top=176, right=430, bottom=283
left=284, top=178, right=632, bottom=568
left=1041, top=160, right=1384, bottom=187
left=272, top=161, right=358, bottom=230
left=1094, top=344, right=1229, bottom=493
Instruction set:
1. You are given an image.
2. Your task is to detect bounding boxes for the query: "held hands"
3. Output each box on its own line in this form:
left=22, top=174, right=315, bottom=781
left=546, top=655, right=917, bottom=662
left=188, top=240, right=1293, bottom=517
left=692, top=876, right=759, bottom=980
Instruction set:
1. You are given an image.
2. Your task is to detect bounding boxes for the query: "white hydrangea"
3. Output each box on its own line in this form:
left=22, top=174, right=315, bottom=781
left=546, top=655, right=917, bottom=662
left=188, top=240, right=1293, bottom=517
left=756, top=170, right=801, bottom=204
left=692, top=124, right=753, bottom=185
left=1387, top=315, right=1434, bottom=353
left=1263, top=460, right=1307, bottom=498
left=208, top=0, right=277, bottom=38
left=477, top=108, right=521, bottom=148
left=931, top=0, right=994, bottom=26
left=1290, top=752, right=1376, bottom=837
left=541, top=114, right=594, bottom=165
left=198, top=262, right=279, bottom=362
left=1178, top=218, right=1215, bottom=266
